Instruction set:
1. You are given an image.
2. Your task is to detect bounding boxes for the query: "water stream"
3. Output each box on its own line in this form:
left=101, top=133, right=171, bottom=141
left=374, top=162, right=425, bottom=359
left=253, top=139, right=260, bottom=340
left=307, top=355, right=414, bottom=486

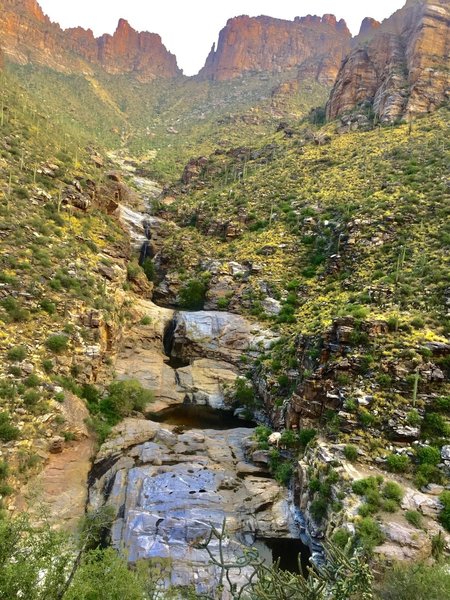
left=108, top=167, right=313, bottom=583
left=148, top=403, right=256, bottom=430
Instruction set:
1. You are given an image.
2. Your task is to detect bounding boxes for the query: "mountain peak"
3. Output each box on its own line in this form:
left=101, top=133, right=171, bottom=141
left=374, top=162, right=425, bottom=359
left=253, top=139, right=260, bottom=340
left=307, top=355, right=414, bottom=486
left=358, top=17, right=381, bottom=37
left=197, top=13, right=351, bottom=82
left=0, top=0, right=181, bottom=80
left=6, top=0, right=47, bottom=21
left=327, top=0, right=450, bottom=122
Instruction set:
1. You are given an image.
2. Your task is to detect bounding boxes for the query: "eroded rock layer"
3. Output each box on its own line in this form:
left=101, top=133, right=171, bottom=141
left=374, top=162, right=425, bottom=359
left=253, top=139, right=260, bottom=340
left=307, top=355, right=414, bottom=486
left=327, top=0, right=450, bottom=121
left=198, top=14, right=351, bottom=84
left=89, top=418, right=299, bottom=594
left=0, top=0, right=181, bottom=80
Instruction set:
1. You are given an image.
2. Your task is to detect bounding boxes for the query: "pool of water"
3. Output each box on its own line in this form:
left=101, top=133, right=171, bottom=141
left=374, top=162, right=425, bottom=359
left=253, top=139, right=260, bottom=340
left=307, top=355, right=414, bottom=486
left=255, top=538, right=311, bottom=574
left=148, top=404, right=256, bottom=430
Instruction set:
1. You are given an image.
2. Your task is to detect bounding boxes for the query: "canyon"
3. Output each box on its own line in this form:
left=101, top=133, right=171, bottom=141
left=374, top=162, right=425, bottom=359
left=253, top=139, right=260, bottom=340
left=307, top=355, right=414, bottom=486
left=0, top=0, right=449, bottom=597
left=1, top=0, right=448, bottom=121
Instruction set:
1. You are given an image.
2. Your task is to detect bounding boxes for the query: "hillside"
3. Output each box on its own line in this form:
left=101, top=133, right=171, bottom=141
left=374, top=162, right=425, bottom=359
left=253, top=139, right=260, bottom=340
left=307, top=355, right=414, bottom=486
left=0, top=0, right=449, bottom=597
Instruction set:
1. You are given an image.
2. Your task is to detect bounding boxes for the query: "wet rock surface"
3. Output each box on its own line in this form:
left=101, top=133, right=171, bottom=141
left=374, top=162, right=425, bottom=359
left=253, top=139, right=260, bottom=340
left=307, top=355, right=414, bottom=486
left=115, top=299, right=275, bottom=412
left=89, top=418, right=299, bottom=594
left=171, top=310, right=277, bottom=366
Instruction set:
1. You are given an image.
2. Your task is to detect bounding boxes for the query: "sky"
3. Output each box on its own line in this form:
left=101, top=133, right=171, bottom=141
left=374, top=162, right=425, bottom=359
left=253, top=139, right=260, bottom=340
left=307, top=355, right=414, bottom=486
left=37, top=1, right=407, bottom=75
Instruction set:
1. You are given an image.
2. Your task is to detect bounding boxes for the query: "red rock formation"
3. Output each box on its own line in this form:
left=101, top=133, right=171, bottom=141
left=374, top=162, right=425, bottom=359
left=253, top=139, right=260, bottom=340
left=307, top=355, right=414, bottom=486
left=197, top=14, right=351, bottom=85
left=96, top=19, right=180, bottom=79
left=327, top=0, right=450, bottom=122
left=0, top=0, right=181, bottom=80
left=357, top=17, right=381, bottom=40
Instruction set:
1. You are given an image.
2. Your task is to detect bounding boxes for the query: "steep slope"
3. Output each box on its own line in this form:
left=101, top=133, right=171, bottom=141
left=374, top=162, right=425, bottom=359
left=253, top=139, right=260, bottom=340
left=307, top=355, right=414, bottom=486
left=0, top=0, right=181, bottom=80
left=198, top=14, right=351, bottom=85
left=327, top=0, right=450, bottom=122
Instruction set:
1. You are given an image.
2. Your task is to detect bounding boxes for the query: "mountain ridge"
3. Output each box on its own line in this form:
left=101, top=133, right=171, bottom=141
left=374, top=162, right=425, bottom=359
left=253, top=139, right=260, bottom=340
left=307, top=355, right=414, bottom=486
left=197, top=14, right=352, bottom=84
left=327, top=0, right=450, bottom=121
left=0, top=0, right=181, bottom=80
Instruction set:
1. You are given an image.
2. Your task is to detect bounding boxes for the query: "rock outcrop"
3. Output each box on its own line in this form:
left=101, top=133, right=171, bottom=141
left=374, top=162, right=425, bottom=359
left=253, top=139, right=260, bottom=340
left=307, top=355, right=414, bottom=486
left=198, top=14, right=351, bottom=85
left=327, top=0, right=450, bottom=122
left=115, top=299, right=276, bottom=412
left=0, top=0, right=181, bottom=80
left=88, top=418, right=299, bottom=594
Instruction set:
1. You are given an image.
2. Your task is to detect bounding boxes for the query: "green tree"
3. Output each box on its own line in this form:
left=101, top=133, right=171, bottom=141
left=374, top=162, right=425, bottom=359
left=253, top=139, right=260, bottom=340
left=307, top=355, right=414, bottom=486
left=377, top=561, right=450, bottom=600
left=0, top=514, right=72, bottom=600
left=179, top=279, right=207, bottom=310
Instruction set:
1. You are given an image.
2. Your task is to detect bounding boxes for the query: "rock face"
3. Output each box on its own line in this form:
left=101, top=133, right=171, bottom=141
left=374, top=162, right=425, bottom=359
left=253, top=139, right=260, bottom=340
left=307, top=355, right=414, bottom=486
left=115, top=300, right=274, bottom=411
left=327, top=0, right=450, bottom=122
left=18, top=393, right=95, bottom=530
left=198, top=14, right=351, bottom=85
left=0, top=0, right=181, bottom=80
left=171, top=310, right=278, bottom=365
left=89, top=418, right=299, bottom=594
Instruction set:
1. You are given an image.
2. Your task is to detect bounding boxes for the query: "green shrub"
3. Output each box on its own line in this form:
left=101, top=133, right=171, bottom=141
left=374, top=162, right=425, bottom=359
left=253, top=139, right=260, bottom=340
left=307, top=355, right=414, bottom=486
left=1, top=297, right=30, bottom=322
left=344, top=445, right=358, bottom=461
left=414, top=463, right=442, bottom=488
left=352, top=477, right=380, bottom=496
left=406, top=410, right=421, bottom=426
left=126, top=261, right=141, bottom=280
left=331, top=528, right=351, bottom=549
left=309, top=477, right=321, bottom=493
left=310, top=497, right=328, bottom=522
left=422, top=412, right=449, bottom=438
left=405, top=510, right=423, bottom=528
left=217, top=296, right=231, bottom=310
left=359, top=409, right=376, bottom=427
left=356, top=517, right=385, bottom=552
left=45, top=334, right=69, bottom=354
left=274, top=461, right=294, bottom=486
left=24, top=374, right=41, bottom=388
left=359, top=503, right=376, bottom=517
left=0, top=461, right=9, bottom=480
left=344, top=398, right=358, bottom=412
left=279, top=429, right=297, bottom=448
left=377, top=374, right=392, bottom=389
left=298, top=428, right=317, bottom=447
left=179, top=278, right=207, bottom=310
left=365, top=487, right=382, bottom=509
left=7, top=346, right=27, bottom=362
left=234, top=378, right=255, bottom=408
left=382, top=481, right=403, bottom=504
left=0, top=413, right=19, bottom=442
left=40, top=299, right=56, bottom=314
left=141, top=257, right=156, bottom=282
left=439, top=491, right=450, bottom=531
left=386, top=454, right=410, bottom=473
left=42, top=359, right=53, bottom=373
left=381, top=499, right=399, bottom=513
left=140, top=316, right=152, bottom=325
left=416, top=446, right=441, bottom=466
left=377, top=560, right=450, bottom=600
left=253, top=425, right=272, bottom=449
left=23, top=390, right=41, bottom=407
left=100, top=379, right=154, bottom=421
left=431, top=531, right=446, bottom=559
left=0, top=483, right=13, bottom=496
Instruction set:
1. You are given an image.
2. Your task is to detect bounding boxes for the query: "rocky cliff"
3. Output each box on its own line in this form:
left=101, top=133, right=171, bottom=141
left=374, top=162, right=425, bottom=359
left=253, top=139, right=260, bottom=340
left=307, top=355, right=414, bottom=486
left=327, top=0, right=450, bottom=122
left=0, top=0, right=181, bottom=80
left=197, top=14, right=352, bottom=85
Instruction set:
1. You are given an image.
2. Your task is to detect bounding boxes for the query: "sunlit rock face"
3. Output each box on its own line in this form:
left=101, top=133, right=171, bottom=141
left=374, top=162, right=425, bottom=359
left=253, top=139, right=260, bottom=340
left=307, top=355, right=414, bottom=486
left=197, top=14, right=351, bottom=84
left=327, top=0, right=450, bottom=122
left=0, top=0, right=181, bottom=80
left=89, top=419, right=300, bottom=594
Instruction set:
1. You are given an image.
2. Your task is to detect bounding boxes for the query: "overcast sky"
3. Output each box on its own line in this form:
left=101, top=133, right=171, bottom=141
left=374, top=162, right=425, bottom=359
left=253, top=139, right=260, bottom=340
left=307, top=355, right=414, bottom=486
left=38, top=1, right=406, bottom=75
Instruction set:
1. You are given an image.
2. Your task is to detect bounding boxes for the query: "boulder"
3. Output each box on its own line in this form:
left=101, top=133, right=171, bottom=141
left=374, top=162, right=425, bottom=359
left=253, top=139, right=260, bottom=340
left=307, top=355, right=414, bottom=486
left=171, top=310, right=277, bottom=365
left=88, top=420, right=299, bottom=594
